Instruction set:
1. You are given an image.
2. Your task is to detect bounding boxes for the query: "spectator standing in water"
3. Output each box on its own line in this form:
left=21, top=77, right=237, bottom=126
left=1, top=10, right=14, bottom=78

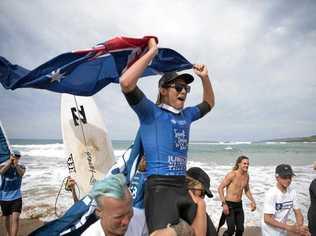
left=120, top=38, right=214, bottom=234
left=0, top=150, right=26, bottom=236
left=217, top=155, right=256, bottom=236
left=262, top=164, right=310, bottom=236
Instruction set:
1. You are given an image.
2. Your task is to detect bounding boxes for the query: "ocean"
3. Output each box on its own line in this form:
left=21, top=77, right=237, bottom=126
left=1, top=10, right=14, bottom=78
left=10, top=139, right=316, bottom=227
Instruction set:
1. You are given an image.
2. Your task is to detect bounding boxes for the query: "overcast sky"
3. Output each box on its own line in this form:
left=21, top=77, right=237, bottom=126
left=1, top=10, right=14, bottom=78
left=0, top=0, right=315, bottom=141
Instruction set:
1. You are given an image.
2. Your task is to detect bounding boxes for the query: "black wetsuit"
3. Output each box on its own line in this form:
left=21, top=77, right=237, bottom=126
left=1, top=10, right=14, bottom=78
left=144, top=175, right=197, bottom=232
left=206, top=213, right=217, bottom=236
left=308, top=179, right=316, bottom=236
left=219, top=201, right=244, bottom=236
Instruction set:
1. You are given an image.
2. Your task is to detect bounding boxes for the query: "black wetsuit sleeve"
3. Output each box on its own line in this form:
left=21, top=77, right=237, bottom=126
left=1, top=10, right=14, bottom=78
left=197, top=101, right=212, bottom=117
left=311, top=179, right=316, bottom=198
left=123, top=86, right=145, bottom=106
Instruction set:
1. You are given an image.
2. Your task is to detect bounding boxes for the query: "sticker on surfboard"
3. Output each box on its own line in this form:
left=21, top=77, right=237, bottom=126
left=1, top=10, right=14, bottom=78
left=61, top=94, right=114, bottom=196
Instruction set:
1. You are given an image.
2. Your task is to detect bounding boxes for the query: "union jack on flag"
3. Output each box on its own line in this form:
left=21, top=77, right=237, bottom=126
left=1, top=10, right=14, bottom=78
left=0, top=36, right=193, bottom=96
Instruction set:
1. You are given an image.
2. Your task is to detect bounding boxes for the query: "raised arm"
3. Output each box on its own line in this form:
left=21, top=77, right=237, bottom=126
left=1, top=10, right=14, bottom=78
left=120, top=38, right=158, bottom=93
left=0, top=155, right=14, bottom=175
left=13, top=157, right=25, bottom=177
left=188, top=190, right=207, bottom=236
left=193, top=64, right=215, bottom=110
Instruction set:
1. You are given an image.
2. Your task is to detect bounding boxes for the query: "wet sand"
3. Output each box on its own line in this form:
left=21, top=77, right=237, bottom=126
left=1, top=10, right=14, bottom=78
left=0, top=218, right=43, bottom=236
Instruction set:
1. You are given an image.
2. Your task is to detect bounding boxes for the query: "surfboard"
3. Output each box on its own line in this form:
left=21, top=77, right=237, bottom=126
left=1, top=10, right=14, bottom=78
left=61, top=94, right=115, bottom=197
left=0, top=120, right=12, bottom=163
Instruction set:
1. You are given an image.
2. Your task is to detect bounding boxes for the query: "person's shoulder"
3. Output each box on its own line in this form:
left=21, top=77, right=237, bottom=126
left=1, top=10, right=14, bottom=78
left=81, top=219, right=102, bottom=235
left=183, top=106, right=199, bottom=115
left=226, top=170, right=236, bottom=179
left=265, top=186, right=278, bottom=197
left=286, top=186, right=297, bottom=196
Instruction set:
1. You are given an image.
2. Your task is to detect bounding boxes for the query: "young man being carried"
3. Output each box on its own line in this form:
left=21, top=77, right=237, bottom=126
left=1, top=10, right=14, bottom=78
left=218, top=155, right=256, bottom=236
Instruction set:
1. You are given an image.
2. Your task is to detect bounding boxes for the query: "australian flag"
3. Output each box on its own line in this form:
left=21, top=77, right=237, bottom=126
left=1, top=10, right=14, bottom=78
left=0, top=36, right=193, bottom=96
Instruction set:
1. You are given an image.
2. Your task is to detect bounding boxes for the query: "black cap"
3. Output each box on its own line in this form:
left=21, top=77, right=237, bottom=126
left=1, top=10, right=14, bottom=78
left=158, top=72, right=194, bottom=87
left=275, top=164, right=295, bottom=177
left=187, top=167, right=213, bottom=198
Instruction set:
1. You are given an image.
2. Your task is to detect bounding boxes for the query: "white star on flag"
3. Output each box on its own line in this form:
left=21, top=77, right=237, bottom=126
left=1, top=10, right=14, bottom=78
left=48, top=68, right=65, bottom=83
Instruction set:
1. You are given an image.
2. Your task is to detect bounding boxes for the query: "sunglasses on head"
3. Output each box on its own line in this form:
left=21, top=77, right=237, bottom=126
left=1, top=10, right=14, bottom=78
left=166, top=83, right=191, bottom=93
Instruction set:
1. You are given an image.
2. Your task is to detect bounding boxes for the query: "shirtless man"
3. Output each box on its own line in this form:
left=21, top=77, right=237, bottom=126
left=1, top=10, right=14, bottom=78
left=218, top=155, right=256, bottom=236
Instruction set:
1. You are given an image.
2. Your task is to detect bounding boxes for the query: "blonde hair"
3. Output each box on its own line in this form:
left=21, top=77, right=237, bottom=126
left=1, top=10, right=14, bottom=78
left=233, top=155, right=249, bottom=170
left=186, top=176, right=203, bottom=189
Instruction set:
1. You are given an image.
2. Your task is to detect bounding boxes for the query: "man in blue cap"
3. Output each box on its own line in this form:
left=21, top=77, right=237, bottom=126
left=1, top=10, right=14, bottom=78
left=262, top=164, right=310, bottom=236
left=0, top=150, right=26, bottom=236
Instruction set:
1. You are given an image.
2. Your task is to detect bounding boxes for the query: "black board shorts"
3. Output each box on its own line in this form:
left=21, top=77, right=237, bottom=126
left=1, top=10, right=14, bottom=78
left=144, top=175, right=197, bottom=233
left=0, top=198, right=22, bottom=216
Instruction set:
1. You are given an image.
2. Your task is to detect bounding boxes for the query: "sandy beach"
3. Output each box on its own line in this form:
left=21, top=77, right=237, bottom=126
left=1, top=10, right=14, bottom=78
left=0, top=218, right=43, bottom=236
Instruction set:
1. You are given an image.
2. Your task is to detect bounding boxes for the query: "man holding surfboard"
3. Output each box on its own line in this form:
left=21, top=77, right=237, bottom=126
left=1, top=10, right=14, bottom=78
left=120, top=38, right=215, bottom=235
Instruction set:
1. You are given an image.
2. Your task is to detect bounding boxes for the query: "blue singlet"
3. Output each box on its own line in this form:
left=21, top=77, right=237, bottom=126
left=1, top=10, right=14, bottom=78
left=0, top=166, right=22, bottom=201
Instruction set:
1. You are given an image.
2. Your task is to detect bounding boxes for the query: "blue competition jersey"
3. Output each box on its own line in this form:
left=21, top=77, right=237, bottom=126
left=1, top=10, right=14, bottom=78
left=0, top=166, right=22, bottom=201
left=129, top=171, right=146, bottom=209
left=132, top=96, right=201, bottom=176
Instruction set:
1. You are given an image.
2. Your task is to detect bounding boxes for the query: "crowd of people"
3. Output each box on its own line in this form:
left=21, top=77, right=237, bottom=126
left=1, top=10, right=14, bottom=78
left=1, top=38, right=315, bottom=236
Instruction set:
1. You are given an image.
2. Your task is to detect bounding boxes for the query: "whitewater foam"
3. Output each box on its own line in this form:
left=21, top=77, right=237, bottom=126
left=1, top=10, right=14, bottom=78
left=9, top=141, right=315, bottom=226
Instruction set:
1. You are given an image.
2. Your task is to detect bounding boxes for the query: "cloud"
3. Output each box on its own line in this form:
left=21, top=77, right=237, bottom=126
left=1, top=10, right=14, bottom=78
left=1, top=0, right=315, bottom=141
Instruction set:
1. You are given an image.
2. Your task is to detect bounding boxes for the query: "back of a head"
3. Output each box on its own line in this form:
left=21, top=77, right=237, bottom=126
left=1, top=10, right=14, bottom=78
left=90, top=173, right=128, bottom=206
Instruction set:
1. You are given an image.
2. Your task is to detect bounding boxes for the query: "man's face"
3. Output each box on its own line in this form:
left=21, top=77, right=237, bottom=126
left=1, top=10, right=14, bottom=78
left=239, top=159, right=249, bottom=172
left=277, top=175, right=292, bottom=189
left=161, top=78, right=190, bottom=110
left=98, top=190, right=133, bottom=236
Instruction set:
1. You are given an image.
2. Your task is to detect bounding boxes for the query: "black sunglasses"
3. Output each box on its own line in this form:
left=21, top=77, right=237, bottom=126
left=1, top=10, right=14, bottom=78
left=167, top=83, right=191, bottom=93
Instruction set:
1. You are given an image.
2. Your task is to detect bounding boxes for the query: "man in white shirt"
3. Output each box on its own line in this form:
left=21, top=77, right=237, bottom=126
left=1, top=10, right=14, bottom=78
left=82, top=173, right=148, bottom=236
left=262, top=164, right=310, bottom=236
left=82, top=173, right=204, bottom=236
